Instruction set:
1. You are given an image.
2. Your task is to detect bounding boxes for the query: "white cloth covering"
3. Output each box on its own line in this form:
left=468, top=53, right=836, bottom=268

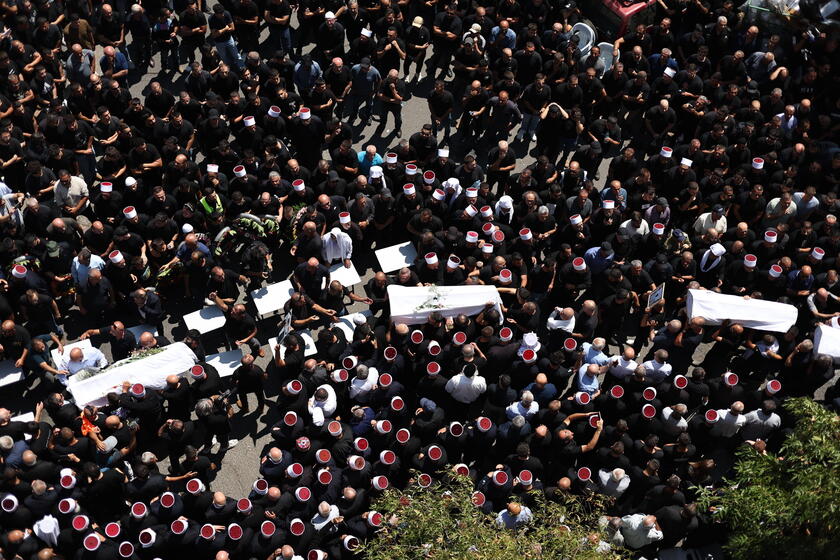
left=67, top=343, right=197, bottom=406
left=686, top=289, right=798, bottom=332
left=387, top=285, right=503, bottom=325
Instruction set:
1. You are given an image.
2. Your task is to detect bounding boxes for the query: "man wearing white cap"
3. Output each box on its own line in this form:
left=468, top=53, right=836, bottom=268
left=321, top=227, right=354, bottom=268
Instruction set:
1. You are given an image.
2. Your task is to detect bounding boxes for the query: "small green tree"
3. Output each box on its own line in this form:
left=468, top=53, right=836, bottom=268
left=697, top=397, right=840, bottom=559
left=360, top=475, right=627, bottom=560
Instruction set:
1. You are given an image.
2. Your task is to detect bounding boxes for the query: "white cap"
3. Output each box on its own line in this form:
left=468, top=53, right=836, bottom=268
left=573, top=257, right=586, bottom=271
left=432, top=189, right=445, bottom=201
left=405, top=164, right=418, bottom=175
left=466, top=231, right=479, bottom=243
left=123, top=206, right=137, bottom=219
left=769, top=264, right=783, bottom=278
left=764, top=230, right=778, bottom=243
left=481, top=244, right=493, bottom=254
left=660, top=147, right=673, bottom=158
left=423, top=171, right=436, bottom=184
left=680, top=158, right=693, bottom=167
left=268, top=105, right=281, bottom=117
left=743, top=254, right=757, bottom=268
left=109, top=250, right=124, bottom=263
left=480, top=205, right=493, bottom=218
left=361, top=28, right=373, bottom=37
left=100, top=182, right=113, bottom=192
left=299, top=107, right=311, bottom=120
left=325, top=10, right=336, bottom=19
left=206, top=164, right=219, bottom=173
left=447, top=255, right=461, bottom=268
left=499, top=269, right=512, bottom=284
left=519, top=228, right=532, bottom=240
left=752, top=157, right=764, bottom=169
left=438, top=148, right=449, bottom=158
left=710, top=243, right=725, bottom=257
left=370, top=165, right=383, bottom=178
left=243, top=116, right=256, bottom=127
left=499, top=195, right=513, bottom=210
left=233, top=165, right=246, bottom=177
left=292, top=179, right=305, bottom=192
left=425, top=252, right=438, bottom=265
left=603, top=199, right=615, bottom=209
left=339, top=212, right=351, bottom=224
left=465, top=186, right=478, bottom=197
left=570, top=214, right=583, bottom=225
left=11, top=264, right=27, bottom=278
left=664, top=67, right=676, bottom=77
left=385, top=152, right=398, bottom=164
left=812, top=247, right=825, bottom=260
left=652, top=223, right=665, bottom=235
left=465, top=205, right=478, bottom=217
left=124, top=176, right=137, bottom=186
left=182, top=223, right=194, bottom=234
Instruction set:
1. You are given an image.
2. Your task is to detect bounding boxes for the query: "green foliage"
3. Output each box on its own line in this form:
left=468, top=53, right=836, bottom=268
left=697, top=397, right=840, bottom=559
left=360, top=474, right=627, bottom=560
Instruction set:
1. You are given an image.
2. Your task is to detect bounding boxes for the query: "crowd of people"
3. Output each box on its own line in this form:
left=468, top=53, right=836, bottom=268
left=0, top=0, right=838, bottom=558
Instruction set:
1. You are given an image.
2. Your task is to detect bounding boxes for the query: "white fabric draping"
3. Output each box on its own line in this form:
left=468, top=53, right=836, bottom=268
left=686, top=289, right=798, bottom=332
left=387, top=285, right=503, bottom=325
left=67, top=342, right=197, bottom=406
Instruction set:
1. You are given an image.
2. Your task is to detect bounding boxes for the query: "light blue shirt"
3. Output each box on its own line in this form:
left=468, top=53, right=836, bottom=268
left=490, top=26, right=517, bottom=50
left=71, top=255, right=106, bottom=286
left=582, top=342, right=609, bottom=366
left=577, top=365, right=601, bottom=394
left=63, top=347, right=109, bottom=376
left=357, top=152, right=383, bottom=176
left=496, top=506, right=533, bottom=529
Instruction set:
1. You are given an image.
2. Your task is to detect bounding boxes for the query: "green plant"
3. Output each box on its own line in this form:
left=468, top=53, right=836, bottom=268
left=361, top=474, right=626, bottom=560
left=696, top=397, right=840, bottom=559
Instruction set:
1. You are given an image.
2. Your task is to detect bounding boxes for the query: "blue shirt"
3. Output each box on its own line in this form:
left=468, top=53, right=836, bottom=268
left=584, top=246, right=615, bottom=275
left=176, top=241, right=211, bottom=261
left=357, top=152, right=383, bottom=176
left=582, top=343, right=609, bottom=366
left=490, top=26, right=517, bottom=49
left=577, top=365, right=600, bottom=394
left=523, top=382, right=558, bottom=407
left=99, top=52, right=129, bottom=74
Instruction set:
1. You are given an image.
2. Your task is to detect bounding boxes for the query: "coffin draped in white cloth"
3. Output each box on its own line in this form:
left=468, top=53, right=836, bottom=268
left=387, top=284, right=504, bottom=325
left=814, top=324, right=840, bottom=359
left=68, top=343, right=197, bottom=406
left=686, top=289, right=798, bottom=332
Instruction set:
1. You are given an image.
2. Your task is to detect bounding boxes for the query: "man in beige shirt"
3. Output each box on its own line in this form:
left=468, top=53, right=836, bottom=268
left=53, top=170, right=89, bottom=217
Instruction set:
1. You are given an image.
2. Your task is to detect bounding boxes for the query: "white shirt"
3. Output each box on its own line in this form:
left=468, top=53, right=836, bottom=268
left=597, top=469, right=631, bottom=497
left=546, top=309, right=575, bottom=332
left=693, top=212, right=727, bottom=235
left=642, top=359, right=672, bottom=383
left=661, top=407, right=688, bottom=437
left=710, top=409, right=746, bottom=437
left=741, top=409, right=780, bottom=441
left=620, top=514, right=663, bottom=549
left=608, top=356, right=638, bottom=381
left=321, top=229, right=353, bottom=263
left=311, top=504, right=340, bottom=530
left=308, top=384, right=337, bottom=426
left=349, top=370, right=379, bottom=402
left=620, top=218, right=650, bottom=238
left=445, top=373, right=487, bottom=404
